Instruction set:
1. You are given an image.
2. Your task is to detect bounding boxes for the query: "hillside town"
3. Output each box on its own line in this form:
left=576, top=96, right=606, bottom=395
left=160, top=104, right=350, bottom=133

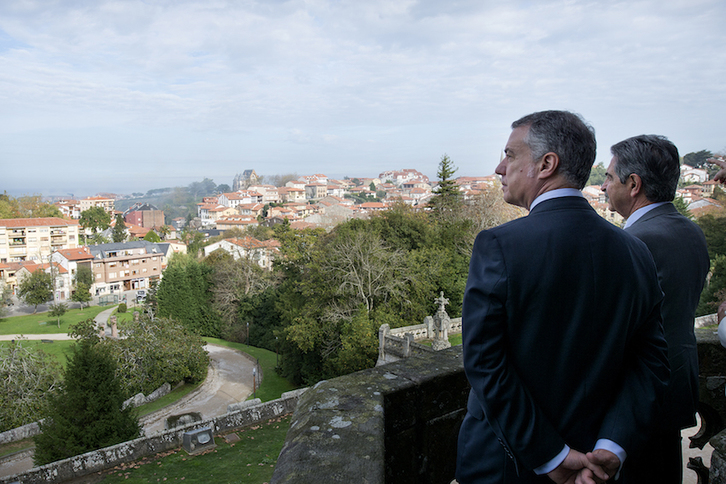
left=1, top=160, right=725, bottom=304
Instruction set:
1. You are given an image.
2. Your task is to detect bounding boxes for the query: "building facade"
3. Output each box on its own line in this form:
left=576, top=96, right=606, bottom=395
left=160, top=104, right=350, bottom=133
left=0, top=217, right=81, bottom=263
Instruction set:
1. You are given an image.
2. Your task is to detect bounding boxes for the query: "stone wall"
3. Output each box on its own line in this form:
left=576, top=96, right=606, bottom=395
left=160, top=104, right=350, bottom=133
left=0, top=389, right=307, bottom=484
left=272, top=346, right=468, bottom=484
left=274, top=327, right=726, bottom=484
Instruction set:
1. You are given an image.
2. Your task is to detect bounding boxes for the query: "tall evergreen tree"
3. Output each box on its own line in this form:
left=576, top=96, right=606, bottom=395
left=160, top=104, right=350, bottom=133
left=33, top=331, right=139, bottom=465
left=428, top=154, right=462, bottom=219
left=112, top=214, right=127, bottom=243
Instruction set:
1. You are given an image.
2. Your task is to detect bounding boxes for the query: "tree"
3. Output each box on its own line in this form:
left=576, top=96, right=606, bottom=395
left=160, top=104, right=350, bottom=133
left=209, top=251, right=277, bottom=338
left=587, top=162, right=607, bottom=187
left=17, top=270, right=53, bottom=313
left=157, top=224, right=171, bottom=240
left=672, top=196, right=693, bottom=220
left=106, top=315, right=208, bottom=396
left=0, top=341, right=62, bottom=432
left=143, top=230, right=161, bottom=242
left=181, top=229, right=206, bottom=257
left=428, top=154, right=462, bottom=219
left=33, top=331, right=140, bottom=465
left=112, top=214, right=127, bottom=243
left=79, top=206, right=112, bottom=240
left=157, top=255, right=220, bottom=336
left=0, top=283, right=12, bottom=319
left=216, top=184, right=231, bottom=194
left=683, top=150, right=713, bottom=168
left=70, top=265, right=93, bottom=311
left=48, top=302, right=68, bottom=328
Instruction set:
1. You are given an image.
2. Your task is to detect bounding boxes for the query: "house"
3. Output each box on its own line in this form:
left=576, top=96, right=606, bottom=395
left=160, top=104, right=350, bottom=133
left=0, top=217, right=81, bottom=263
left=233, top=170, right=260, bottom=191
left=52, top=246, right=95, bottom=283
left=278, top=187, right=307, bottom=203
left=216, top=216, right=259, bottom=231
left=88, top=241, right=172, bottom=296
left=378, top=169, right=430, bottom=187
left=123, top=203, right=165, bottom=229
left=218, top=191, right=264, bottom=208
left=248, top=185, right=281, bottom=204
left=305, top=183, right=328, bottom=200
left=79, top=196, right=115, bottom=214
left=236, top=203, right=265, bottom=218
left=54, top=199, right=81, bottom=219
left=197, top=203, right=238, bottom=227
left=14, top=261, right=70, bottom=301
left=203, top=237, right=280, bottom=270
left=680, top=165, right=708, bottom=183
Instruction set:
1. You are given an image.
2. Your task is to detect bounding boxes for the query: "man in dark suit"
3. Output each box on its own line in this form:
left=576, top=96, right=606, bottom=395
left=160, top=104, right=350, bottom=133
left=601, top=135, right=710, bottom=483
left=456, top=111, right=670, bottom=483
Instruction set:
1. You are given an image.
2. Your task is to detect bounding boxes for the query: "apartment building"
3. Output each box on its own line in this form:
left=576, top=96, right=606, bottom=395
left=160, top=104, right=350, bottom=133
left=89, top=241, right=171, bottom=295
left=79, top=196, right=115, bottom=214
left=0, top=217, right=80, bottom=263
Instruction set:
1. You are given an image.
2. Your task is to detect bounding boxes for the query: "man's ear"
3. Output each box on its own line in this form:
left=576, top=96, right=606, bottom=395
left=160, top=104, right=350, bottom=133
left=628, top=174, right=644, bottom=198
left=537, top=152, right=560, bottom=179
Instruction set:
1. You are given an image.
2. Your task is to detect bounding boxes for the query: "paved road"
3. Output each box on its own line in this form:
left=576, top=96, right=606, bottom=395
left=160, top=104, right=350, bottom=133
left=0, top=342, right=255, bottom=480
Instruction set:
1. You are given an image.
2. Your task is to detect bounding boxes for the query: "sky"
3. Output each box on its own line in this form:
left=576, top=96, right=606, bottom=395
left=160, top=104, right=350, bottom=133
left=1, top=0, right=725, bottom=198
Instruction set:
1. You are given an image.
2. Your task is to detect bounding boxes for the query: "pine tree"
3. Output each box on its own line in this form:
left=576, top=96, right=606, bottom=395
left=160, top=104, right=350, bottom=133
left=428, top=154, right=462, bottom=219
left=33, top=333, right=140, bottom=466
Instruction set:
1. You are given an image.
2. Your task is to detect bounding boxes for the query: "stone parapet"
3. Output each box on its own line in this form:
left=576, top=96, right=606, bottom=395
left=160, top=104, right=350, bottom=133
left=272, top=346, right=468, bottom=484
left=275, top=325, right=726, bottom=484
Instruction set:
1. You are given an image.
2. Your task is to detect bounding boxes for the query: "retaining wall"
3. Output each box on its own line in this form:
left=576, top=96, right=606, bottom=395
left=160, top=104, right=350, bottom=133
left=0, top=389, right=307, bottom=484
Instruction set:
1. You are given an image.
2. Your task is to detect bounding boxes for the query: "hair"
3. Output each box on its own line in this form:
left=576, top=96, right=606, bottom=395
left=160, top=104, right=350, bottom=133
left=511, top=110, right=597, bottom=190
left=610, top=135, right=680, bottom=203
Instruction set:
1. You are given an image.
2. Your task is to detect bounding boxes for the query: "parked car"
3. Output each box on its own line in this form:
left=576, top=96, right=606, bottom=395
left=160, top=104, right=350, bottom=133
left=136, top=290, right=146, bottom=303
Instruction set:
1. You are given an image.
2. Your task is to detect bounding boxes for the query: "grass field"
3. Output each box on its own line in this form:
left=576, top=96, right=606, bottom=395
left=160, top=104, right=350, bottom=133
left=0, top=339, right=75, bottom=366
left=0, top=306, right=108, bottom=335
left=96, top=415, right=291, bottom=484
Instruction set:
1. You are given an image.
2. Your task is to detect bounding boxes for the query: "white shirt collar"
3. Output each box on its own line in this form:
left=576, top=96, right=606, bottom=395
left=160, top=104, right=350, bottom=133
left=623, top=202, right=668, bottom=229
left=529, top=188, right=584, bottom=211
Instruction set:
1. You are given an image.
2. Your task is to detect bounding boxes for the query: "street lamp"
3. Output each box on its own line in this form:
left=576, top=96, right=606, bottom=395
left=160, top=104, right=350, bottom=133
left=252, top=367, right=256, bottom=399
left=246, top=322, right=249, bottom=346
left=275, top=336, right=279, bottom=367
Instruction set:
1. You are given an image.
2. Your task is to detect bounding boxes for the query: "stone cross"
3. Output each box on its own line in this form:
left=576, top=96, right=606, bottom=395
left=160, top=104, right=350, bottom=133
left=432, top=292, right=452, bottom=351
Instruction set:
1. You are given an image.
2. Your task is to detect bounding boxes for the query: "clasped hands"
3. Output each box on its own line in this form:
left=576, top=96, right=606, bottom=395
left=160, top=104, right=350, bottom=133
left=547, top=448, right=620, bottom=484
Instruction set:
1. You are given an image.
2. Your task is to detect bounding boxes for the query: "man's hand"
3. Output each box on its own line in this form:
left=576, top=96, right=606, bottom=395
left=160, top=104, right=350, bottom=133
left=576, top=449, right=620, bottom=484
left=718, top=300, right=726, bottom=323
left=711, top=158, right=726, bottom=184
left=547, top=449, right=610, bottom=484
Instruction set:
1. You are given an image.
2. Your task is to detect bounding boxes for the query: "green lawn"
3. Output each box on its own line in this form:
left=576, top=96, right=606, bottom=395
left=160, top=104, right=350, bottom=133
left=203, top=338, right=298, bottom=402
left=419, top=333, right=463, bottom=347
left=0, top=339, right=75, bottom=367
left=97, top=414, right=291, bottom=484
left=0, top=305, right=109, bottom=335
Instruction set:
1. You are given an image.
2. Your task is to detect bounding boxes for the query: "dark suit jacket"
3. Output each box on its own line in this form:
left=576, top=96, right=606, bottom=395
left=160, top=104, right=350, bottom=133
left=625, top=203, right=709, bottom=430
left=458, top=196, right=669, bottom=481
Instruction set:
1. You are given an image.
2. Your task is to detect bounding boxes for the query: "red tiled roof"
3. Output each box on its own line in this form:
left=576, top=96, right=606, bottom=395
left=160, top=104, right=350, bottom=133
left=56, top=247, right=94, bottom=261
left=0, top=217, right=79, bottom=227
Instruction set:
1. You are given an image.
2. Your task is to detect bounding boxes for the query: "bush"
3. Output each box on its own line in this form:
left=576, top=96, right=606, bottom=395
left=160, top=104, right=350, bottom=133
left=117, top=303, right=127, bottom=313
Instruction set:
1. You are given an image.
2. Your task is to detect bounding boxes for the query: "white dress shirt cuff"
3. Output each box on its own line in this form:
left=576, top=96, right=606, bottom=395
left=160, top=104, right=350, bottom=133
left=533, top=445, right=570, bottom=475
left=595, top=439, right=626, bottom=479
left=718, top=317, right=726, bottom=349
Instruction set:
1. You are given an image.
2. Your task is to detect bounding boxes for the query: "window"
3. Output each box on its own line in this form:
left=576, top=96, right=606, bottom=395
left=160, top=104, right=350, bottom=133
left=109, top=272, right=117, bottom=278
left=96, top=273, right=102, bottom=279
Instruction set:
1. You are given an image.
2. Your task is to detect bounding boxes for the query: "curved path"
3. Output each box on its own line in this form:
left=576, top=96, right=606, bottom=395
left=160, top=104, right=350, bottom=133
left=140, top=344, right=255, bottom=434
